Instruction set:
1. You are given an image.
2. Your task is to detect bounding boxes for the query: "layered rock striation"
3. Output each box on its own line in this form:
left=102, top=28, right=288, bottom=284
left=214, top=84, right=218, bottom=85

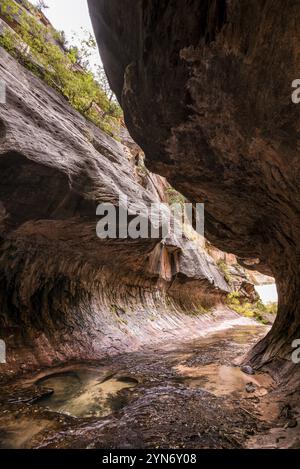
left=88, top=0, right=299, bottom=370
left=0, top=46, right=232, bottom=373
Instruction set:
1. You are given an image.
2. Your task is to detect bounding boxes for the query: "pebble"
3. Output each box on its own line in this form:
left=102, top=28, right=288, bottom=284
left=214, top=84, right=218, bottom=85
left=286, top=419, right=298, bottom=428
left=245, top=382, right=256, bottom=393
left=241, top=365, right=255, bottom=375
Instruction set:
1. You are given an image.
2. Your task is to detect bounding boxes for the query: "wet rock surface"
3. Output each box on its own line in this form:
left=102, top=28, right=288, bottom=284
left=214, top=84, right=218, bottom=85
left=0, top=45, right=232, bottom=373
left=88, top=0, right=300, bottom=371
left=1, top=325, right=299, bottom=449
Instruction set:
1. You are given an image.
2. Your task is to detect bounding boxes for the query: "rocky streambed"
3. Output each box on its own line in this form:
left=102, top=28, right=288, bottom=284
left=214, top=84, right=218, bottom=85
left=1, top=322, right=299, bottom=449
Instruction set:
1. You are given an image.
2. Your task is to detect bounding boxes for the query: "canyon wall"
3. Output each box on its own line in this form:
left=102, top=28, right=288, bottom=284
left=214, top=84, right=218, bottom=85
left=0, top=46, right=233, bottom=374
left=88, top=0, right=300, bottom=370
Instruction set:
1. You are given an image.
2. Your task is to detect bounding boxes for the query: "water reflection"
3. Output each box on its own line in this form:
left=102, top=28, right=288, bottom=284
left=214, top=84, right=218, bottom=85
left=35, top=369, right=138, bottom=418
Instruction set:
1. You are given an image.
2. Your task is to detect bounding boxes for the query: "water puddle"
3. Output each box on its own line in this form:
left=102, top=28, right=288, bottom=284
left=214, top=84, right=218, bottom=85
left=174, top=363, right=274, bottom=397
left=1, top=325, right=279, bottom=448
left=0, top=418, right=53, bottom=449
left=35, top=368, right=138, bottom=418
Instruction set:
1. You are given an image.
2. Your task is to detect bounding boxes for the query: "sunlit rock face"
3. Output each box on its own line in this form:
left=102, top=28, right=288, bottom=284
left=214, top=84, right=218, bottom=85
left=0, top=47, right=230, bottom=373
left=88, top=0, right=300, bottom=369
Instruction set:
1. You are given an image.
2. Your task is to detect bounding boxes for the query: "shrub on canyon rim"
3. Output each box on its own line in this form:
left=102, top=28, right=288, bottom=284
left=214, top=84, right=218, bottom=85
left=227, top=291, right=277, bottom=325
left=0, top=0, right=122, bottom=137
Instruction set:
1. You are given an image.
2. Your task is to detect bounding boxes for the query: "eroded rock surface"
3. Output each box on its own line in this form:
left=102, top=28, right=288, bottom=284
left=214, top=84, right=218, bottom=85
left=0, top=46, right=231, bottom=373
left=2, top=325, right=297, bottom=449
left=88, top=0, right=300, bottom=370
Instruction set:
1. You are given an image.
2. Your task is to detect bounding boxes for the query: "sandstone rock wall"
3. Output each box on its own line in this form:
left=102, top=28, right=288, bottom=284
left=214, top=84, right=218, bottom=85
left=0, top=46, right=231, bottom=374
left=88, top=0, right=299, bottom=370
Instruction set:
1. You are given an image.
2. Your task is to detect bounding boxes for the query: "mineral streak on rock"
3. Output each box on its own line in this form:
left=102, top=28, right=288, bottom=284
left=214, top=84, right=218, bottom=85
left=0, top=47, right=231, bottom=373
left=88, top=0, right=300, bottom=371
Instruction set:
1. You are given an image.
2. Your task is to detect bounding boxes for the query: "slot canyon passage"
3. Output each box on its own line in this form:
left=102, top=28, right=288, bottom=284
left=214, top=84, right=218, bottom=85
left=0, top=0, right=299, bottom=451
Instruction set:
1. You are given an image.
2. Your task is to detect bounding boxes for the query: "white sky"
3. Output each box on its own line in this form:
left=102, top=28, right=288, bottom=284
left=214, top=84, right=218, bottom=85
left=32, top=0, right=101, bottom=70
left=255, top=284, right=278, bottom=304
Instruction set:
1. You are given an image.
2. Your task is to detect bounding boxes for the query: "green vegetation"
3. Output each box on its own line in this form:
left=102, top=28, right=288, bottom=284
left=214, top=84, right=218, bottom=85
left=189, top=305, right=210, bottom=316
left=216, top=259, right=232, bottom=284
left=264, top=302, right=277, bottom=315
left=165, top=186, right=186, bottom=207
left=227, top=291, right=277, bottom=325
left=0, top=0, right=122, bottom=137
left=135, top=154, right=149, bottom=183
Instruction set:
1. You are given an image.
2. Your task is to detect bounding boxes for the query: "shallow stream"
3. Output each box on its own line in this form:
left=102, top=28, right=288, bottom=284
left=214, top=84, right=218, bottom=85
left=0, top=323, right=298, bottom=449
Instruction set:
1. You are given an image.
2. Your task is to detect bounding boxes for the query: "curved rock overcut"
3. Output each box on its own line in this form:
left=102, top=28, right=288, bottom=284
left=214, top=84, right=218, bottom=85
left=0, top=46, right=233, bottom=374
left=88, top=0, right=300, bottom=372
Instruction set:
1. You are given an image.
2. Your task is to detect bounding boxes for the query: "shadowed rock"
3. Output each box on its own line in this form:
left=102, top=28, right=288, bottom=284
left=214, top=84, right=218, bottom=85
left=0, top=46, right=230, bottom=373
left=88, top=0, right=300, bottom=372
